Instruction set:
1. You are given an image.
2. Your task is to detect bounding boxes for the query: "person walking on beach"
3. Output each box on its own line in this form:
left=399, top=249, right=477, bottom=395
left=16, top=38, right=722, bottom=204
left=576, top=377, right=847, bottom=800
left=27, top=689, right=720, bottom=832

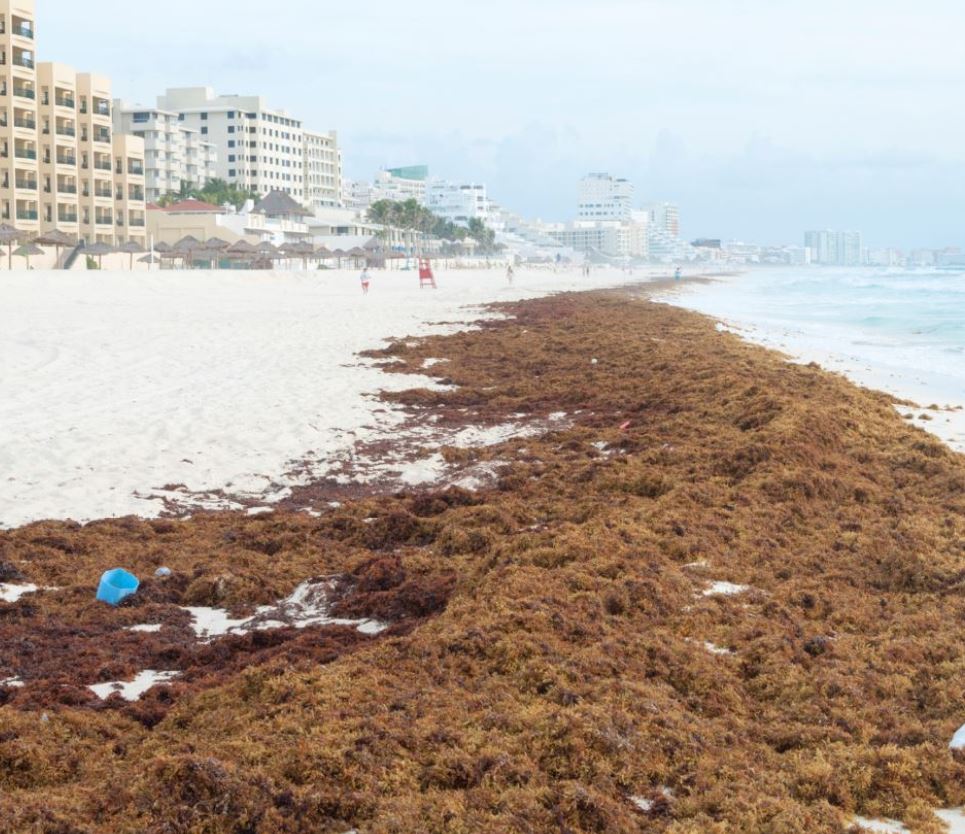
left=506, top=264, right=515, bottom=285
left=674, top=266, right=682, bottom=282
left=360, top=267, right=371, bottom=295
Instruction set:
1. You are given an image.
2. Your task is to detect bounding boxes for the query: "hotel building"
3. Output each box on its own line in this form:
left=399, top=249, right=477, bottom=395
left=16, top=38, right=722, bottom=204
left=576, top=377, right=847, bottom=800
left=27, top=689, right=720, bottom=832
left=113, top=102, right=218, bottom=203
left=578, top=173, right=634, bottom=222
left=0, top=0, right=145, bottom=245
left=141, top=87, right=341, bottom=213
left=303, top=128, right=341, bottom=210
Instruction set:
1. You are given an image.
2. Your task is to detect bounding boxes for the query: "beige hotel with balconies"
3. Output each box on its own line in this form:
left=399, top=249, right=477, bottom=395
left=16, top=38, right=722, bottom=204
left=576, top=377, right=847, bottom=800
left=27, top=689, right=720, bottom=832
left=0, top=0, right=145, bottom=246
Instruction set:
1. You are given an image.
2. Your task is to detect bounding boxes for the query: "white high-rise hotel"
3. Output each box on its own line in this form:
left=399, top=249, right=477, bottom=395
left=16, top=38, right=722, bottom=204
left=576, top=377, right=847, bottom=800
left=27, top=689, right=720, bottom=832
left=113, top=103, right=217, bottom=203
left=118, top=87, right=342, bottom=210
left=805, top=230, right=863, bottom=265
left=578, top=173, right=634, bottom=222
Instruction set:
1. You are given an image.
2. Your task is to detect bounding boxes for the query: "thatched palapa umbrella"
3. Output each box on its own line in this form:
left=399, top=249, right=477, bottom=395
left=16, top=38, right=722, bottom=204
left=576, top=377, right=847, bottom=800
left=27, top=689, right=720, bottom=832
left=0, top=223, right=22, bottom=270
left=138, top=253, right=161, bottom=265
left=34, top=229, right=76, bottom=266
left=154, top=241, right=173, bottom=254
left=227, top=239, right=257, bottom=254
left=85, top=241, right=114, bottom=269
left=13, top=242, right=44, bottom=269
left=348, top=247, right=368, bottom=268
left=116, top=239, right=145, bottom=270
left=285, top=241, right=315, bottom=270
left=172, top=235, right=202, bottom=268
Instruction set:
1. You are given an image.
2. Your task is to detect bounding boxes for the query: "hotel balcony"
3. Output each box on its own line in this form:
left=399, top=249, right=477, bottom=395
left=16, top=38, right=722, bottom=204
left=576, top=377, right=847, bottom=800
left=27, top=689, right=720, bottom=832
left=12, top=49, right=34, bottom=70
left=15, top=176, right=37, bottom=190
left=93, top=156, right=112, bottom=172
left=57, top=209, right=78, bottom=224
left=56, top=122, right=76, bottom=138
left=93, top=127, right=111, bottom=145
left=93, top=183, right=112, bottom=199
left=13, top=84, right=36, bottom=101
left=14, top=142, right=37, bottom=161
left=93, top=98, right=110, bottom=117
left=16, top=201, right=38, bottom=221
left=11, top=17, right=35, bottom=41
left=14, top=115, right=36, bottom=131
left=127, top=160, right=144, bottom=176
left=128, top=211, right=145, bottom=227
left=56, top=177, right=78, bottom=194
left=128, top=186, right=144, bottom=201
left=55, top=91, right=75, bottom=109
left=56, top=152, right=77, bottom=167
left=94, top=211, right=113, bottom=226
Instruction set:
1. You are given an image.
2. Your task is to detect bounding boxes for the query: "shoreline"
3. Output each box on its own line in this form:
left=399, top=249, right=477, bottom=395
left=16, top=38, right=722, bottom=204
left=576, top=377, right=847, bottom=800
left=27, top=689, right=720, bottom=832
left=654, top=269, right=965, bottom=454
left=2, top=287, right=963, bottom=833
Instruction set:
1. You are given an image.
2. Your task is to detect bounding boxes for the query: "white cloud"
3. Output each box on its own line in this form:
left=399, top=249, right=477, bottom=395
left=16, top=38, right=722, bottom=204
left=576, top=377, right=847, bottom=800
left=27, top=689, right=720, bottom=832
left=39, top=0, right=965, bottom=246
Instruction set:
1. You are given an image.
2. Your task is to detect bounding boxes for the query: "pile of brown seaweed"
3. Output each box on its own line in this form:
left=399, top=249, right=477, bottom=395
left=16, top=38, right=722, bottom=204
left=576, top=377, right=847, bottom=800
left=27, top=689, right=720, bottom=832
left=1, top=288, right=963, bottom=834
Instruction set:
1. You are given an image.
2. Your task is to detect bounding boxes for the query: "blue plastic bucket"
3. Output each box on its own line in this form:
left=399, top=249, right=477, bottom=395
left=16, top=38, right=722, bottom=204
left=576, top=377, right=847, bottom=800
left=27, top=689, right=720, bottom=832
left=96, top=569, right=139, bottom=606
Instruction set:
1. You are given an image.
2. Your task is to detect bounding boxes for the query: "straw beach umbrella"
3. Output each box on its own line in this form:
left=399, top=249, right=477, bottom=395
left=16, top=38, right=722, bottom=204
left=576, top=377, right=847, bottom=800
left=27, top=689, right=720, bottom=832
left=13, top=242, right=44, bottom=269
left=227, top=239, right=257, bottom=254
left=116, top=239, right=145, bottom=270
left=85, top=241, right=114, bottom=269
left=34, top=229, right=75, bottom=266
left=172, top=235, right=202, bottom=268
left=348, top=247, right=368, bottom=268
left=226, top=239, right=257, bottom=268
left=138, top=253, right=160, bottom=265
left=0, top=222, right=22, bottom=270
left=287, top=240, right=315, bottom=270
left=154, top=241, right=172, bottom=254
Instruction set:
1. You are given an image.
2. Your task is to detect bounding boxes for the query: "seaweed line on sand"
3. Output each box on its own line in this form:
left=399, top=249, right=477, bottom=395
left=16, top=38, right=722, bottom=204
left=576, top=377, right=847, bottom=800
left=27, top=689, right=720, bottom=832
left=1, top=288, right=964, bottom=834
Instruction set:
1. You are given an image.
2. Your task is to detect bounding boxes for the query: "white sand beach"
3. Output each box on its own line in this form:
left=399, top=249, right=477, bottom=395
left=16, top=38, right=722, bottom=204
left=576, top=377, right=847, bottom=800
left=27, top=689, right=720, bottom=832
left=0, top=266, right=656, bottom=528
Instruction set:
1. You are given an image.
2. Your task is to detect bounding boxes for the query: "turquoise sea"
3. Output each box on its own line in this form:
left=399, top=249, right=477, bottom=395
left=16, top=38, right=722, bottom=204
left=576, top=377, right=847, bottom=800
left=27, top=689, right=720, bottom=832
left=662, top=267, right=965, bottom=450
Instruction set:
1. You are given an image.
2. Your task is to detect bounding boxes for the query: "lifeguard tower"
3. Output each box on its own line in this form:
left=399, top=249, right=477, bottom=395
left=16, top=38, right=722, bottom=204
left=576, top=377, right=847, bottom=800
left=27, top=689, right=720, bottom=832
left=418, top=258, right=437, bottom=289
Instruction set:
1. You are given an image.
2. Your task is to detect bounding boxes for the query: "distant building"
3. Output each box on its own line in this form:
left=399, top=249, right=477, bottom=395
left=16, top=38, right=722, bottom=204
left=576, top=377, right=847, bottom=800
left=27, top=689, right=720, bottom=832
left=838, top=231, right=863, bottom=266
left=692, top=238, right=722, bottom=249
left=643, top=202, right=680, bottom=238
left=128, top=87, right=342, bottom=213
left=805, top=229, right=863, bottom=265
left=426, top=180, right=491, bottom=226
left=114, top=102, right=218, bottom=203
left=868, top=248, right=902, bottom=267
left=155, top=87, right=306, bottom=204
left=805, top=230, right=836, bottom=264
left=303, top=129, right=342, bottom=210
left=578, top=173, right=633, bottom=222
left=549, top=219, right=649, bottom=259
left=386, top=165, right=428, bottom=182
left=373, top=166, right=428, bottom=204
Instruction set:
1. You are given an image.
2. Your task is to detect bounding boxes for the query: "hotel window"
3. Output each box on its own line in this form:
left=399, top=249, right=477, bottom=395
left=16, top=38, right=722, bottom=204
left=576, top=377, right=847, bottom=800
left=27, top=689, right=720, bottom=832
left=201, top=127, right=208, bottom=135
left=200, top=113, right=208, bottom=120
left=227, top=125, right=235, bottom=133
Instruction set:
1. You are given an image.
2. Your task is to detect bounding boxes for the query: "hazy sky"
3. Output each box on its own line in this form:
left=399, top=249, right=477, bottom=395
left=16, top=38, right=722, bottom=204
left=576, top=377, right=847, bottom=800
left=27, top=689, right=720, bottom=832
left=40, top=0, right=965, bottom=247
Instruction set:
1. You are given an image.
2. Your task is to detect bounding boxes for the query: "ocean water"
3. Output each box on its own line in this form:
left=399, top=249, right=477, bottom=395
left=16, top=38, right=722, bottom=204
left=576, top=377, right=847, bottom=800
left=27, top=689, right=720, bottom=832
left=661, top=267, right=965, bottom=451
